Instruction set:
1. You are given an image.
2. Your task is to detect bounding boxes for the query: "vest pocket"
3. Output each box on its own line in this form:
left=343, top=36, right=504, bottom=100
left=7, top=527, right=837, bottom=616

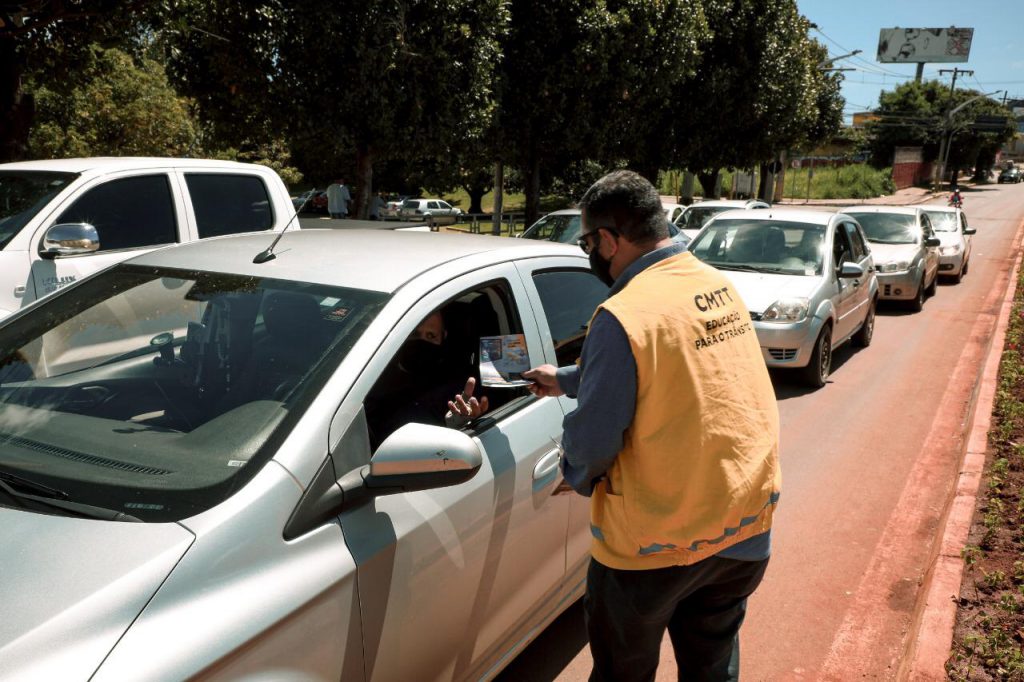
left=591, top=480, right=640, bottom=556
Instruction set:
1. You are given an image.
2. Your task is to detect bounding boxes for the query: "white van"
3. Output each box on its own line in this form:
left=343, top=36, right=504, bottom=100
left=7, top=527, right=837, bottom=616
left=0, top=157, right=296, bottom=319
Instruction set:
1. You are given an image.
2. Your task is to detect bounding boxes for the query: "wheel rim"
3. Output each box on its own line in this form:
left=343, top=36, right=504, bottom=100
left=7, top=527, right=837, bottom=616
left=819, top=330, right=832, bottom=381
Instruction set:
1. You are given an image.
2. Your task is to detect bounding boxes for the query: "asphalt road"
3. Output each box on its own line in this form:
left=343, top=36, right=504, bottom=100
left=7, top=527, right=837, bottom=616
left=497, top=182, right=1024, bottom=681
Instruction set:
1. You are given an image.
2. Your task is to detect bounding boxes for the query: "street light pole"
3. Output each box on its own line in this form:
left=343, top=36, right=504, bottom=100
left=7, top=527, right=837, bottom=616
left=934, top=89, right=1004, bottom=190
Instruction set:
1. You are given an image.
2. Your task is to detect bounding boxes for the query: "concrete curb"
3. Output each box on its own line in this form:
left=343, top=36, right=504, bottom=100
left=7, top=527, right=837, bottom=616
left=902, top=217, right=1024, bottom=679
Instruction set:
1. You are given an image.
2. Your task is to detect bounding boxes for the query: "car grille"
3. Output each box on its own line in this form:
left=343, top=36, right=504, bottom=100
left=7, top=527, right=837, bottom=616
left=767, top=348, right=798, bottom=361
left=884, top=284, right=892, bottom=296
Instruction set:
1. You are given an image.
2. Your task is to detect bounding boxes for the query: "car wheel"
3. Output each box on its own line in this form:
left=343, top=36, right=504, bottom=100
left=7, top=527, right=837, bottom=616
left=799, top=324, right=832, bottom=388
left=853, top=299, right=876, bottom=348
left=926, top=271, right=938, bottom=297
left=962, top=258, right=969, bottom=276
left=909, top=277, right=926, bottom=312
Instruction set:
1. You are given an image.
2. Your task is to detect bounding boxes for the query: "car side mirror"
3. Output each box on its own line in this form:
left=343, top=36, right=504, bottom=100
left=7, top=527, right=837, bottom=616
left=40, top=223, right=100, bottom=259
left=964, top=228, right=977, bottom=235
left=838, top=262, right=864, bottom=278
left=925, top=237, right=941, bottom=248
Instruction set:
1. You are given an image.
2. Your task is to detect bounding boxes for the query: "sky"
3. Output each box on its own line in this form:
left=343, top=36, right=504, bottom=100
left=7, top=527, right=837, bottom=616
left=797, top=0, right=1024, bottom=120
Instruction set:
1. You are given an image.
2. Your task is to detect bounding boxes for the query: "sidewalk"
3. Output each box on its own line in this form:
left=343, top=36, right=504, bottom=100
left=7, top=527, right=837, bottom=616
left=776, top=184, right=943, bottom=207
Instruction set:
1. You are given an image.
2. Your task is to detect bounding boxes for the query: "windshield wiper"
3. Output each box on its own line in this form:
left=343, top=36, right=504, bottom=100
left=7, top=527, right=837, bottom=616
left=0, top=473, right=140, bottom=521
left=710, top=263, right=769, bottom=273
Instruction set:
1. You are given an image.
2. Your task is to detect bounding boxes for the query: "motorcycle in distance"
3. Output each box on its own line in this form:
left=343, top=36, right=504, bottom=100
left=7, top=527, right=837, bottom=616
left=948, top=189, right=964, bottom=209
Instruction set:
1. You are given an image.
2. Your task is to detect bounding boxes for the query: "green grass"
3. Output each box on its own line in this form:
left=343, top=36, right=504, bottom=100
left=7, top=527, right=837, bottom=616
left=441, top=188, right=572, bottom=215
left=782, top=165, right=896, bottom=200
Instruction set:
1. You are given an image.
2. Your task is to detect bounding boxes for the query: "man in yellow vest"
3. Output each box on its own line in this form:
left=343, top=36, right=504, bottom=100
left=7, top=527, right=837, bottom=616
left=524, top=170, right=780, bottom=681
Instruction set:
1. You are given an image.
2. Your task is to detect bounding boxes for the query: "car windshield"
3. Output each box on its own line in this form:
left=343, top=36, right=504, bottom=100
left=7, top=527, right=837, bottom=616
left=675, top=205, right=733, bottom=231
left=847, top=212, right=917, bottom=244
left=923, top=210, right=958, bottom=232
left=520, top=213, right=581, bottom=244
left=0, top=171, right=79, bottom=250
left=0, top=264, right=387, bottom=522
left=689, top=219, right=826, bottom=276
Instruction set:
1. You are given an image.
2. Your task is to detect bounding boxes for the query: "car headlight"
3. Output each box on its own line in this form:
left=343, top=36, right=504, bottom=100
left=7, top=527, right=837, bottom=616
left=876, top=260, right=912, bottom=273
left=939, top=244, right=962, bottom=256
left=761, top=298, right=809, bottom=323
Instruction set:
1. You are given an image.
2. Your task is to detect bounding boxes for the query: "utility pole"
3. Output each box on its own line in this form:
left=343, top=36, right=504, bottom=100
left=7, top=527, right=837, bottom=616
left=934, top=69, right=975, bottom=189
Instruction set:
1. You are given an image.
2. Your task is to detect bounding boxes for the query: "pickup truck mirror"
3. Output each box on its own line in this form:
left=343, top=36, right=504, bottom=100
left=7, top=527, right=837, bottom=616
left=40, top=223, right=100, bottom=259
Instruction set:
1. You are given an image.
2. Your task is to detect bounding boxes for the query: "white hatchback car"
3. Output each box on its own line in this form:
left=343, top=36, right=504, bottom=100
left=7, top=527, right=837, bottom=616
left=921, top=206, right=976, bottom=283
left=674, top=199, right=770, bottom=240
left=0, top=229, right=611, bottom=680
left=397, top=198, right=463, bottom=227
left=688, top=209, right=877, bottom=387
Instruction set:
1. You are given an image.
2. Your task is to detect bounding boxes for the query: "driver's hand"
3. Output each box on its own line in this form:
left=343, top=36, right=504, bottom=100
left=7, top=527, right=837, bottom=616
left=448, top=377, right=489, bottom=419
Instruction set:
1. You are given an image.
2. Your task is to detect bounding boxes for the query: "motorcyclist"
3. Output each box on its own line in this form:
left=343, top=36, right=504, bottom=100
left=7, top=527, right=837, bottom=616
left=948, top=186, right=963, bottom=208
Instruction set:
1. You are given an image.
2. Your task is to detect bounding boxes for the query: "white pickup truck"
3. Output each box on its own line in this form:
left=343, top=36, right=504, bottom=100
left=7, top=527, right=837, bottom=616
left=0, top=157, right=298, bottom=319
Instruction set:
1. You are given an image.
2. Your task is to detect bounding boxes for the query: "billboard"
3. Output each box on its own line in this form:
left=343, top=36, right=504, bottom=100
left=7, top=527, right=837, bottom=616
left=877, top=28, right=974, bottom=63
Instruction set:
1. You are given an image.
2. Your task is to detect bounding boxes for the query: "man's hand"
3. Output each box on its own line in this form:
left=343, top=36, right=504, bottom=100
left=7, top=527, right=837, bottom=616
left=448, top=377, right=490, bottom=420
left=523, top=364, right=564, bottom=398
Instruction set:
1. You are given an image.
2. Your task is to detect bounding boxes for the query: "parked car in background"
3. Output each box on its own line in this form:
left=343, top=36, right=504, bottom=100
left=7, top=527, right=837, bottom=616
left=841, top=206, right=940, bottom=311
left=397, top=198, right=463, bottom=226
left=921, top=206, right=976, bottom=283
left=0, top=157, right=293, bottom=320
left=0, top=228, right=608, bottom=680
left=520, top=204, right=691, bottom=246
left=998, top=167, right=1022, bottom=184
left=661, top=202, right=687, bottom=224
left=291, top=189, right=315, bottom=211
left=674, top=199, right=770, bottom=240
left=688, top=209, right=877, bottom=387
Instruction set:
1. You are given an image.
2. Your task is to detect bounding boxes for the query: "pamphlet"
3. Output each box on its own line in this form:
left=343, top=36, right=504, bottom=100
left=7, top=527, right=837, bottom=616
left=479, top=334, right=532, bottom=387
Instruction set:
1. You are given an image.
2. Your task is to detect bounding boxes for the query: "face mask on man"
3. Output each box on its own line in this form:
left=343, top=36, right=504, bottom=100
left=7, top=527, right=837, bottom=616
left=589, top=247, right=616, bottom=287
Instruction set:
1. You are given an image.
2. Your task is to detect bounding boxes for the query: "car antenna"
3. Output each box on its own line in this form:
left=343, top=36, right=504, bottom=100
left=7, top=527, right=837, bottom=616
left=253, top=188, right=316, bottom=264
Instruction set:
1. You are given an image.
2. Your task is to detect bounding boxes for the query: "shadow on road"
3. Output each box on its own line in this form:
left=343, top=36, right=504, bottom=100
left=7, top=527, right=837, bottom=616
left=770, top=342, right=860, bottom=400
left=495, top=600, right=588, bottom=681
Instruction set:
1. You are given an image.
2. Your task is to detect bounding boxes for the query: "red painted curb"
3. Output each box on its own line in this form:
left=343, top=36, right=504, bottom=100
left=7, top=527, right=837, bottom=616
left=901, top=217, right=1024, bottom=680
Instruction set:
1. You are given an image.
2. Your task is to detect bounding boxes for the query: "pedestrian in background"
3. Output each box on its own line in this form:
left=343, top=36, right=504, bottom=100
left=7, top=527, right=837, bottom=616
left=524, top=170, right=781, bottom=682
left=326, top=177, right=351, bottom=219
left=369, top=191, right=387, bottom=221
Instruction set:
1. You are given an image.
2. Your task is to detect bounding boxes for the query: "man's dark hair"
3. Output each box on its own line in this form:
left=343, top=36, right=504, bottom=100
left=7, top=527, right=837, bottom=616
left=579, top=170, right=667, bottom=243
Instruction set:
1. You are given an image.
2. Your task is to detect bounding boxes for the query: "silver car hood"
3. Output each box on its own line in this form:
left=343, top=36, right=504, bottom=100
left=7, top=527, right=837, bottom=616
left=717, top=270, right=821, bottom=314
left=867, top=242, right=919, bottom=263
left=0, top=507, right=194, bottom=679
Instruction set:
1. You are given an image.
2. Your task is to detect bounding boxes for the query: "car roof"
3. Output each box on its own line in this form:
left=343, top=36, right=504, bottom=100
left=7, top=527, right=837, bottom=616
left=690, top=200, right=765, bottom=208
left=840, top=205, right=919, bottom=215
left=711, top=208, right=835, bottom=225
left=0, top=157, right=267, bottom=174
left=920, top=205, right=957, bottom=214
left=128, top=229, right=575, bottom=293
left=541, top=209, right=581, bottom=216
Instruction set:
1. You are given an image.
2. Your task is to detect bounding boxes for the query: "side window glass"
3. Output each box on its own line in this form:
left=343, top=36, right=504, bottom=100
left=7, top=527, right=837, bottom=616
left=920, top=214, right=933, bottom=238
left=363, top=282, right=528, bottom=449
left=532, top=269, right=609, bottom=366
left=960, top=213, right=969, bottom=231
left=843, top=223, right=866, bottom=260
left=55, top=175, right=177, bottom=251
left=832, top=226, right=853, bottom=270
left=427, top=201, right=440, bottom=209
left=439, top=201, right=452, bottom=210
left=185, top=174, right=274, bottom=238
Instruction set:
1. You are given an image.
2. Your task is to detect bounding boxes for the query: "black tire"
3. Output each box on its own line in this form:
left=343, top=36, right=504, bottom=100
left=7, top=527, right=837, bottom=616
left=853, top=299, right=876, bottom=348
left=962, top=258, right=969, bottom=276
left=799, top=324, right=832, bottom=388
left=926, top=271, right=938, bottom=297
left=909, top=277, right=926, bottom=312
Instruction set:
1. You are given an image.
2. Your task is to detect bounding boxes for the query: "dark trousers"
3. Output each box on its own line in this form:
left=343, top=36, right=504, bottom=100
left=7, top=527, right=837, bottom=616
left=585, top=555, right=769, bottom=682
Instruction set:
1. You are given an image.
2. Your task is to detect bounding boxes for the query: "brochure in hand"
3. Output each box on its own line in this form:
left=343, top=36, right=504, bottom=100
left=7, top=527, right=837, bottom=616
left=480, top=334, right=532, bottom=387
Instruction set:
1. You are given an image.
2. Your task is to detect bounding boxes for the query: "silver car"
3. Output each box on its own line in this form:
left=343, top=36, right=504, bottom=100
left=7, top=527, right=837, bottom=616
left=0, top=229, right=610, bottom=679
left=922, top=206, right=976, bottom=283
left=673, top=199, right=770, bottom=240
left=688, top=209, right=878, bottom=387
left=841, top=206, right=940, bottom=311
left=398, top=197, right=463, bottom=226
left=519, top=207, right=690, bottom=245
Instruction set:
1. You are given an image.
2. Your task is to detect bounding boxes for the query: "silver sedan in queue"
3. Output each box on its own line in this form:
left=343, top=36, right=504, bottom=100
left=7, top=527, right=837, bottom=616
left=921, top=205, right=976, bottom=283
left=688, top=209, right=878, bottom=387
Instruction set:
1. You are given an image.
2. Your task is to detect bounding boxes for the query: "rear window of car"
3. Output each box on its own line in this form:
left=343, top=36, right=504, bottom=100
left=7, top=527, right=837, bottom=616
left=402, top=200, right=419, bottom=208
left=185, top=174, right=274, bottom=238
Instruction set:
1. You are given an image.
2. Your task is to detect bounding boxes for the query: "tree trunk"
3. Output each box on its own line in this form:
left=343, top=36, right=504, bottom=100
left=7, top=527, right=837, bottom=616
left=757, top=162, right=770, bottom=199
left=0, top=37, right=33, bottom=162
left=698, top=170, right=719, bottom=199
left=491, top=162, right=504, bottom=236
left=524, top=155, right=541, bottom=229
left=353, top=144, right=374, bottom=219
left=465, top=183, right=487, bottom=215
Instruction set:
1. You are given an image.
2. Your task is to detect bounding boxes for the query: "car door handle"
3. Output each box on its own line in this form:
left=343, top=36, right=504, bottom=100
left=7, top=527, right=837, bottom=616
left=533, top=448, right=561, bottom=480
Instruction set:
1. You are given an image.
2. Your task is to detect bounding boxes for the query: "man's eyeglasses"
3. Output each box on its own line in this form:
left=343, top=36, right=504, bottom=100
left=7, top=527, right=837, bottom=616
left=577, top=227, right=616, bottom=255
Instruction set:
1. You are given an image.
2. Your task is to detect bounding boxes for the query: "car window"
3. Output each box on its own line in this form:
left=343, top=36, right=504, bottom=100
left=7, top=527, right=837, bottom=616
left=402, top=199, right=419, bottom=208
left=363, top=281, right=529, bottom=450
left=920, top=213, right=934, bottom=239
left=0, top=263, right=388, bottom=522
left=842, top=223, right=867, bottom=261
left=845, top=212, right=916, bottom=244
left=689, top=219, right=825, bottom=276
left=676, top=206, right=731, bottom=231
left=960, top=212, right=970, bottom=231
left=521, top=214, right=582, bottom=244
left=427, top=201, right=440, bottom=209
left=185, top=174, right=274, bottom=238
left=438, top=201, right=452, bottom=210
left=923, top=210, right=958, bottom=232
left=531, top=269, right=609, bottom=366
left=0, top=171, right=79, bottom=250
left=833, top=224, right=853, bottom=269
left=55, top=175, right=177, bottom=251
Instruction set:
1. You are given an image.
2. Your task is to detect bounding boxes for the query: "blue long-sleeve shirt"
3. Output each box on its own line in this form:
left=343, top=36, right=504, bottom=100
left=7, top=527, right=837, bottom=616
left=555, top=242, right=770, bottom=561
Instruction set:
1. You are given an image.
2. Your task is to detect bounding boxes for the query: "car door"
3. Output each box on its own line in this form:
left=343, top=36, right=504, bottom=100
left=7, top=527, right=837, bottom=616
left=830, top=223, right=860, bottom=341
left=920, top=213, right=939, bottom=286
left=178, top=172, right=277, bottom=239
left=333, top=263, right=571, bottom=681
left=841, top=221, right=873, bottom=327
left=516, top=258, right=611, bottom=579
left=30, top=173, right=186, bottom=299
left=960, top=210, right=973, bottom=262
left=437, top=200, right=457, bottom=223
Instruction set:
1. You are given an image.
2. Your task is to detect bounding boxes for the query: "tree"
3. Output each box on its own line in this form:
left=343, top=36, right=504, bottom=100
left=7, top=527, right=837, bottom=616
left=29, top=46, right=198, bottom=158
left=0, top=1, right=159, bottom=161
left=167, top=1, right=507, bottom=218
